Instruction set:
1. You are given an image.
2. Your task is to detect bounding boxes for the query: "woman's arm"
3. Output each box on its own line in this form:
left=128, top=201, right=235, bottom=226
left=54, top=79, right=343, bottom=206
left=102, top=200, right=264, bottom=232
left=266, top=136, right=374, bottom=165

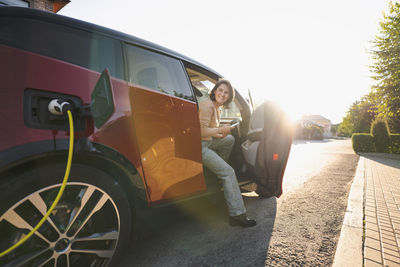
left=199, top=102, right=219, bottom=138
left=199, top=101, right=231, bottom=138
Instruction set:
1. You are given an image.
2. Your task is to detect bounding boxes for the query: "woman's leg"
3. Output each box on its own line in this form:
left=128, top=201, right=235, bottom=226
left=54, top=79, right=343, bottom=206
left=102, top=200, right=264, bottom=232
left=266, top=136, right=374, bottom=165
left=202, top=139, right=246, bottom=216
left=209, top=134, right=235, bottom=162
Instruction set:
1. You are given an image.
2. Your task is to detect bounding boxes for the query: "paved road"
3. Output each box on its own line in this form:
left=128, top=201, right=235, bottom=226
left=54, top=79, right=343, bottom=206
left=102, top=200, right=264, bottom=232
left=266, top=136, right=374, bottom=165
left=119, top=139, right=358, bottom=266
left=265, top=139, right=359, bottom=266
left=283, top=138, right=354, bottom=192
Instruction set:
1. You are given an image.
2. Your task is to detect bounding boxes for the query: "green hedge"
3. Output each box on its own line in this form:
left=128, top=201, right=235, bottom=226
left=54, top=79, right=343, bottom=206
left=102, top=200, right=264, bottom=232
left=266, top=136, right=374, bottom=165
left=352, top=133, right=400, bottom=154
left=390, top=134, right=400, bottom=154
left=352, top=134, right=375, bottom=153
left=371, top=118, right=391, bottom=153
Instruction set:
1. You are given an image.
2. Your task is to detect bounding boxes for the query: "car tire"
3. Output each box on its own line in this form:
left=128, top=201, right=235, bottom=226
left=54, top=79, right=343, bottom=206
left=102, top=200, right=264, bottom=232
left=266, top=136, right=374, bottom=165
left=0, top=163, right=132, bottom=267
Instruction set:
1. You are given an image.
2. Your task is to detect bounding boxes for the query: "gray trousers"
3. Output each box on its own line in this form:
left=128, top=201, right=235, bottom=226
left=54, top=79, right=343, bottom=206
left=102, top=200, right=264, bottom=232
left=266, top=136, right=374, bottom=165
left=201, top=135, right=246, bottom=216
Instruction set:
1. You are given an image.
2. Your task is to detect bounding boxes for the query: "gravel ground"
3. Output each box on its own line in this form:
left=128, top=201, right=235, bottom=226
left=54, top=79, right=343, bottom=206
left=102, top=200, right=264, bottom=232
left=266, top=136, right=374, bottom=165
left=265, top=153, right=359, bottom=266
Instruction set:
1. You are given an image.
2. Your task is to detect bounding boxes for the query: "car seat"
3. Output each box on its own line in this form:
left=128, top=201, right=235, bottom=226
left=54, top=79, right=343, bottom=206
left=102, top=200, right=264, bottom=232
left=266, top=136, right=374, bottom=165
left=241, top=103, right=264, bottom=169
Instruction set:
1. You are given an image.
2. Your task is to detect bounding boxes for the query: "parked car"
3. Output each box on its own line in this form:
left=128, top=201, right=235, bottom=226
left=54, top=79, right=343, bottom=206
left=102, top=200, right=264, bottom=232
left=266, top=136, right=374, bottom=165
left=0, top=6, right=292, bottom=266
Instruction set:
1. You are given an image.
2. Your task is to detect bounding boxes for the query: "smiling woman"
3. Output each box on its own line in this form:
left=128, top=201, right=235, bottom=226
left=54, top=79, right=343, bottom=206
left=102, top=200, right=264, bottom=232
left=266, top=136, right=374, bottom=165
left=198, top=79, right=257, bottom=227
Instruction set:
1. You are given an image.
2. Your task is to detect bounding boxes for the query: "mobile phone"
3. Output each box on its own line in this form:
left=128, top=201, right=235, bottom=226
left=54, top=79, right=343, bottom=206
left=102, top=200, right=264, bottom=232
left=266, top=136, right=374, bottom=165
left=230, top=121, right=240, bottom=128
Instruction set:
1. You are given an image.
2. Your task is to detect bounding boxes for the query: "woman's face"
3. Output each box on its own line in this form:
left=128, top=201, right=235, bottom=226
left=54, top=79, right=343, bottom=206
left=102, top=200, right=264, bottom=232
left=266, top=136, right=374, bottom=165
left=214, top=83, right=230, bottom=106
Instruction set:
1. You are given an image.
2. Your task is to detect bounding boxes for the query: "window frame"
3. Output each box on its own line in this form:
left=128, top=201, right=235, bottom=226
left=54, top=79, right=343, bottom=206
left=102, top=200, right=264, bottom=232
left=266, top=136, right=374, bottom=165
left=182, top=62, right=220, bottom=107
left=123, top=42, right=196, bottom=102
left=183, top=62, right=244, bottom=120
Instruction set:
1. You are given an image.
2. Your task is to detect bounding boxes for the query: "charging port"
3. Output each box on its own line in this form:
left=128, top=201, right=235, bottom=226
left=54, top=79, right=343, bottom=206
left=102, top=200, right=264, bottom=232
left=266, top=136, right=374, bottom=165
left=23, top=89, right=86, bottom=131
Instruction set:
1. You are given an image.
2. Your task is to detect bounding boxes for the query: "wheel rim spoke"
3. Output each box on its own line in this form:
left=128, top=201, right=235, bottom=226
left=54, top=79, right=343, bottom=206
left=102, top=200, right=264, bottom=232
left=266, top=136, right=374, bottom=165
left=71, top=193, right=108, bottom=238
left=3, top=248, right=50, bottom=267
left=66, top=252, right=70, bottom=267
left=29, top=193, right=61, bottom=235
left=38, top=260, right=52, bottom=267
left=37, top=252, right=56, bottom=267
left=38, top=258, right=52, bottom=267
left=70, top=248, right=114, bottom=259
left=73, top=230, right=119, bottom=242
left=65, top=186, right=96, bottom=233
left=1, top=209, right=50, bottom=244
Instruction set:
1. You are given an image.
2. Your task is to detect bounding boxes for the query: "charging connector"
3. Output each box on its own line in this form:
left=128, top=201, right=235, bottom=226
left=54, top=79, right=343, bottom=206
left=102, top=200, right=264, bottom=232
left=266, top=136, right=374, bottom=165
left=48, top=99, right=72, bottom=116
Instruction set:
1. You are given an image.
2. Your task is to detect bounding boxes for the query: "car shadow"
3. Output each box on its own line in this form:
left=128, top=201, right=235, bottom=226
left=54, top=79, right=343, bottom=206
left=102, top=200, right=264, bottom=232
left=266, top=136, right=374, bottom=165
left=119, top=192, right=277, bottom=266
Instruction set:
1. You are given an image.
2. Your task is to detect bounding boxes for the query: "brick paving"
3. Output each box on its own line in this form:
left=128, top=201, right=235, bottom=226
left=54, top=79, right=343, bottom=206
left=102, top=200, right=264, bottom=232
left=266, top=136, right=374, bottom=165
left=363, top=154, right=400, bottom=267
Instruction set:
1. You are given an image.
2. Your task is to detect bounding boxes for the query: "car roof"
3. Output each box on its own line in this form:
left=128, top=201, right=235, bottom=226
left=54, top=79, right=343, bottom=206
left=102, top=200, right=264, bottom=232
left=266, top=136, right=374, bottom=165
left=0, top=6, right=223, bottom=78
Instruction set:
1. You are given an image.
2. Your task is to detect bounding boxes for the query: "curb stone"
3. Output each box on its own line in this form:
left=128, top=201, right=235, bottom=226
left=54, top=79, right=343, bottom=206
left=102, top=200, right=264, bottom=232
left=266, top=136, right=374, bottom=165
left=332, top=156, right=364, bottom=267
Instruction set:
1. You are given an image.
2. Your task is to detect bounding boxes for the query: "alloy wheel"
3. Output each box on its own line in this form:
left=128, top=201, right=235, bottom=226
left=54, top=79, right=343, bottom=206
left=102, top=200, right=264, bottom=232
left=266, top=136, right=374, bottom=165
left=0, top=182, right=121, bottom=267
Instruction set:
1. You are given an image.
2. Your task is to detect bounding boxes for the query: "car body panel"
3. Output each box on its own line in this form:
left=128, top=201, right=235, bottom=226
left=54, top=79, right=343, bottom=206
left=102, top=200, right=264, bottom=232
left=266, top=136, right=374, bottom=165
left=128, top=85, right=206, bottom=203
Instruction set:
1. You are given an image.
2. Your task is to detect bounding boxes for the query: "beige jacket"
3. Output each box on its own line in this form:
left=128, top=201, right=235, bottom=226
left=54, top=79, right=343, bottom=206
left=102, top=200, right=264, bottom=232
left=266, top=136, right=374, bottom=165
left=199, top=98, right=221, bottom=140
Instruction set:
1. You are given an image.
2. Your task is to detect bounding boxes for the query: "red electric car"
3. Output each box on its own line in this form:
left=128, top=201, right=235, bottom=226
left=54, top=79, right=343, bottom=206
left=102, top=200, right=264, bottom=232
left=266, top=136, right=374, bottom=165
left=0, top=6, right=292, bottom=266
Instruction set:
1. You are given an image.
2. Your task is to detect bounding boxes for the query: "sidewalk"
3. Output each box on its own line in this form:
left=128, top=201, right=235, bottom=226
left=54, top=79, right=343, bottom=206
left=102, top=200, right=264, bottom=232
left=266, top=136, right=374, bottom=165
left=333, top=153, right=400, bottom=267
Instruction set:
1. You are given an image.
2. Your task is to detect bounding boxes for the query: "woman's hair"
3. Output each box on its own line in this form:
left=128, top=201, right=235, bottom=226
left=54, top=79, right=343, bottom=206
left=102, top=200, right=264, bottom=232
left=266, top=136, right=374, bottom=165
left=209, top=79, right=235, bottom=108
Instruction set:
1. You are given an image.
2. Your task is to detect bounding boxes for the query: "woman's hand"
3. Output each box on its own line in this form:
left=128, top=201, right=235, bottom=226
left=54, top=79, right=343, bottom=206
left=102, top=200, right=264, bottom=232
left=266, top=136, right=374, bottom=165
left=213, top=126, right=231, bottom=138
left=218, top=125, right=231, bottom=135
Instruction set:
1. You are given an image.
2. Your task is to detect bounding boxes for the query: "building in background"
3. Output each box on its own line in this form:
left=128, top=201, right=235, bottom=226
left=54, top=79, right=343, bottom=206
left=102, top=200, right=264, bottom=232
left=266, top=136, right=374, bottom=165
left=0, top=0, right=69, bottom=13
left=301, top=115, right=332, bottom=138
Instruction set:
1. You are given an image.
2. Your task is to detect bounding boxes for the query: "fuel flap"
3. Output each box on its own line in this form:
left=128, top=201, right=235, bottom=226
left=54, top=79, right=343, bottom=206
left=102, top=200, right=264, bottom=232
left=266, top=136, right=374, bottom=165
left=254, top=101, right=293, bottom=198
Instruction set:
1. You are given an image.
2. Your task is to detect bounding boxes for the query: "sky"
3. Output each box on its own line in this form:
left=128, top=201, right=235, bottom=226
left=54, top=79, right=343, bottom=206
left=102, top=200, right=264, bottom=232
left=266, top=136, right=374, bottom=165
left=59, top=0, right=391, bottom=124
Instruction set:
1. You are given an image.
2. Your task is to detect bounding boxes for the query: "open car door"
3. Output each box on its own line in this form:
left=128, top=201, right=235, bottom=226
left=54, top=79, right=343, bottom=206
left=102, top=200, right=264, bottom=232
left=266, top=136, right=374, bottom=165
left=125, top=44, right=206, bottom=204
left=242, top=101, right=293, bottom=197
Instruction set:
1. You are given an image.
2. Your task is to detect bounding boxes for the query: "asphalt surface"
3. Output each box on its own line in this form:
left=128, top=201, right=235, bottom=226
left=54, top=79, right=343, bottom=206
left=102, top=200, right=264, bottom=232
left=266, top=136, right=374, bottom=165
left=265, top=139, right=359, bottom=266
left=118, top=139, right=358, bottom=266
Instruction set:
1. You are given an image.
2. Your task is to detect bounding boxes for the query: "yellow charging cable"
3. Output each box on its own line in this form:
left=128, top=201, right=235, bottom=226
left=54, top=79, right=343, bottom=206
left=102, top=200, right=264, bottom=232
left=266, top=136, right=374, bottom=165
left=0, top=110, right=74, bottom=258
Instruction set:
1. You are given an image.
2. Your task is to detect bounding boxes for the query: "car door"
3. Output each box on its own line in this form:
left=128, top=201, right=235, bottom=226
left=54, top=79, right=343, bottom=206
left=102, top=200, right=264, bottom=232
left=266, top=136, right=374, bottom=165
left=125, top=43, right=206, bottom=204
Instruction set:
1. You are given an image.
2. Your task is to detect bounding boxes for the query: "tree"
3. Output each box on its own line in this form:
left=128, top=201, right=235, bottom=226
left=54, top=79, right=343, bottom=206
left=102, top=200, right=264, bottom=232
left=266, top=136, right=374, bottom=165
left=338, top=94, right=377, bottom=136
left=331, top=123, right=339, bottom=136
left=371, top=117, right=391, bottom=152
left=370, top=1, right=400, bottom=133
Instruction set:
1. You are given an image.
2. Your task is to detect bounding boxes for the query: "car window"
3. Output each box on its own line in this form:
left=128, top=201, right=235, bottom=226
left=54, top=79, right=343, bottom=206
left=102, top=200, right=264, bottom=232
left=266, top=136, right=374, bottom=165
left=221, top=101, right=242, bottom=118
left=125, top=44, right=194, bottom=101
left=0, top=17, right=124, bottom=79
left=186, top=68, right=216, bottom=103
left=185, top=67, right=242, bottom=119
